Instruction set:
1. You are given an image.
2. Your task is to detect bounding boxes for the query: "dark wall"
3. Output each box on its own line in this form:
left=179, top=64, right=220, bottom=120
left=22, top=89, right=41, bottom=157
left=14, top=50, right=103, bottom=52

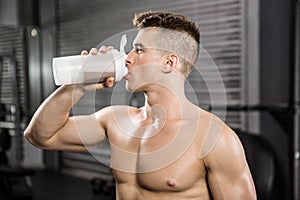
left=260, top=0, right=295, bottom=199
left=0, top=0, right=38, bottom=27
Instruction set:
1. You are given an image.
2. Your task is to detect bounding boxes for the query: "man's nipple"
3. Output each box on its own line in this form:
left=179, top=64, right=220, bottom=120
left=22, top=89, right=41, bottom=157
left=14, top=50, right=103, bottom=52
left=166, top=179, right=177, bottom=187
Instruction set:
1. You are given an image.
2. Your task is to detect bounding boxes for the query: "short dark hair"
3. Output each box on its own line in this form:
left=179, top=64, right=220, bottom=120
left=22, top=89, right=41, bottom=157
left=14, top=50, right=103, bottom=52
left=133, top=11, right=200, bottom=76
left=133, top=11, right=200, bottom=44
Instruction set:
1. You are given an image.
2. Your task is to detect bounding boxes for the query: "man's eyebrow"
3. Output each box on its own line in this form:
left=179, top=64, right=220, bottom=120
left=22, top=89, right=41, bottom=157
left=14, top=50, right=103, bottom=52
left=133, top=43, right=145, bottom=48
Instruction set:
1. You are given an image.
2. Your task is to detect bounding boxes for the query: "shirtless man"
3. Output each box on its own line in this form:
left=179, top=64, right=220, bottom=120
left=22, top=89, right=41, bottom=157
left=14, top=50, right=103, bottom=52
left=24, top=11, right=256, bottom=200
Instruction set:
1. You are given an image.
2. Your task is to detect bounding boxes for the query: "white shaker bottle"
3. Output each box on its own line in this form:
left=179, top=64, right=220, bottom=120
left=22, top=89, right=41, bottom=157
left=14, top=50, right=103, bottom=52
left=52, top=35, right=128, bottom=85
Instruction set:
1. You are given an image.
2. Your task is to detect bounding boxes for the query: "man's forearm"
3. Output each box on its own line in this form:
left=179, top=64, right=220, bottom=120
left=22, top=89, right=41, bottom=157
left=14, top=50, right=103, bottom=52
left=24, top=85, right=85, bottom=146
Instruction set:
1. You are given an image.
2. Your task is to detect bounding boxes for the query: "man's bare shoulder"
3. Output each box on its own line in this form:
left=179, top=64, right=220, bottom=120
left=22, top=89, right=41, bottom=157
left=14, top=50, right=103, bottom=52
left=200, top=111, right=245, bottom=167
left=196, top=109, right=239, bottom=159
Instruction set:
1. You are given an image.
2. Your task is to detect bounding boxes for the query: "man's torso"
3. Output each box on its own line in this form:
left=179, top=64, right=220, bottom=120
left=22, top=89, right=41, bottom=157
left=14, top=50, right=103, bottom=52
left=105, top=106, right=221, bottom=200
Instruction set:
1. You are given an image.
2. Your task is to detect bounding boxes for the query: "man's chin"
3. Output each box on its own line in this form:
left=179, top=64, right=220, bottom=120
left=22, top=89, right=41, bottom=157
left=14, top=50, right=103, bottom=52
left=125, top=82, right=143, bottom=93
left=125, top=83, right=136, bottom=92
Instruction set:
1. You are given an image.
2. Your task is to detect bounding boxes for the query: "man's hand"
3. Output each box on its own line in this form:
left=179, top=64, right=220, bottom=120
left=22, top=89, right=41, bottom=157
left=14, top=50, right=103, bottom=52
left=80, top=46, right=115, bottom=91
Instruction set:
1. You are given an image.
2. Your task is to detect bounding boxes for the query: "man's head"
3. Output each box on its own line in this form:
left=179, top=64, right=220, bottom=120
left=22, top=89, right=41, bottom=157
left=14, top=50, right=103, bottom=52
left=132, top=11, right=200, bottom=77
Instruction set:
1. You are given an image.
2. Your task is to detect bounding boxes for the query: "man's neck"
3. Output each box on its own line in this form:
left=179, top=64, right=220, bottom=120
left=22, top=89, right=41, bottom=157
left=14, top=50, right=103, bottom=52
left=143, top=85, right=189, bottom=122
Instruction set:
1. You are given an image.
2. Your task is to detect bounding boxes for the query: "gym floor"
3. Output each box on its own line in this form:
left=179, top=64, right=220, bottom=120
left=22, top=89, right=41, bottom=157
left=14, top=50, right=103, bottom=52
left=5, top=170, right=115, bottom=200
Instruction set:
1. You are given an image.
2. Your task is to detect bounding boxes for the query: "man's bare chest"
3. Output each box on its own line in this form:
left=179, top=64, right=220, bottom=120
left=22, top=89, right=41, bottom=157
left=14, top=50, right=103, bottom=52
left=111, top=145, right=207, bottom=193
left=108, top=120, right=206, bottom=191
left=109, top=117, right=202, bottom=169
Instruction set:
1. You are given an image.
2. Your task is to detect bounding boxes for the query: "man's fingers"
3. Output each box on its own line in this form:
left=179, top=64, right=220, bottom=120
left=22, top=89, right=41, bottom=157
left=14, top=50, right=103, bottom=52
left=82, top=46, right=114, bottom=56
left=81, top=82, right=105, bottom=91
left=81, top=50, right=88, bottom=55
left=95, top=83, right=105, bottom=90
left=82, top=48, right=98, bottom=56
left=107, top=46, right=114, bottom=51
left=95, top=77, right=115, bottom=90
left=82, top=77, right=115, bottom=91
left=89, top=48, right=98, bottom=55
left=105, top=77, right=115, bottom=88
left=98, top=46, right=107, bottom=53
left=98, top=46, right=114, bottom=53
left=79, top=48, right=116, bottom=91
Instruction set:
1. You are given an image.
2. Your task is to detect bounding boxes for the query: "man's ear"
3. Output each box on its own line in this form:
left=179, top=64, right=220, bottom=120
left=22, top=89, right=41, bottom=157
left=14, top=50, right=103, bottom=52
left=162, top=54, right=179, bottom=73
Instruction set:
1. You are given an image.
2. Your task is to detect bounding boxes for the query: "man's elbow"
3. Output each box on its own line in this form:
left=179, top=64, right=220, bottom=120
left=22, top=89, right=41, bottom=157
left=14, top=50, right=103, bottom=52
left=24, top=128, right=49, bottom=149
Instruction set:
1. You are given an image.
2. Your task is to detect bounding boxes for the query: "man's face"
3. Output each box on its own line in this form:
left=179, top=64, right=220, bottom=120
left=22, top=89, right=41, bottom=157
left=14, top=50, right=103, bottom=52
left=124, top=28, right=166, bottom=92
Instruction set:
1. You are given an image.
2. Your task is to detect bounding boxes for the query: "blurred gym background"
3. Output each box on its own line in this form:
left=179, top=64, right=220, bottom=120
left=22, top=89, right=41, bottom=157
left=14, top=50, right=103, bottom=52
left=0, top=0, right=299, bottom=199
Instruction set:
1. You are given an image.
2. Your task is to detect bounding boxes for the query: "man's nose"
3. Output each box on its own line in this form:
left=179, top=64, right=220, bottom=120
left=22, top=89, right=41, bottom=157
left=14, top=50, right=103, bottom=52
left=125, top=51, right=134, bottom=68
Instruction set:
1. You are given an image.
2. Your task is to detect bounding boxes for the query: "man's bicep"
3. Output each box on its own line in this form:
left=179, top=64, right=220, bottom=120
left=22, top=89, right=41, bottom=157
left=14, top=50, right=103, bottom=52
left=204, top=130, right=256, bottom=200
left=46, top=113, right=107, bottom=151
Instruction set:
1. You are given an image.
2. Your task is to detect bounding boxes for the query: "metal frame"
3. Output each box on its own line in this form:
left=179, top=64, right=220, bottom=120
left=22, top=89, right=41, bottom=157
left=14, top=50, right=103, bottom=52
left=293, top=1, right=300, bottom=199
left=38, top=0, right=58, bottom=170
left=241, top=0, right=261, bottom=134
left=26, top=26, right=42, bottom=115
left=0, top=50, right=23, bottom=166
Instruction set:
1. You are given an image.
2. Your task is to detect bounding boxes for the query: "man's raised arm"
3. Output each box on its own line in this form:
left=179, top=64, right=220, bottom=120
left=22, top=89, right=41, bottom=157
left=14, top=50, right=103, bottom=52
left=24, top=47, right=115, bottom=151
